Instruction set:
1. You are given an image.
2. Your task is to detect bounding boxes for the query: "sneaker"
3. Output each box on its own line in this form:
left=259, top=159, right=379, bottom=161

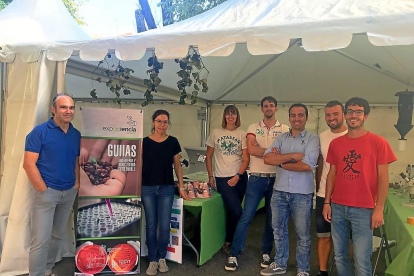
left=146, top=261, right=158, bottom=276
left=261, top=254, right=271, bottom=268
left=297, top=272, right=310, bottom=276
left=158, top=258, right=169, bottom=273
left=315, top=271, right=329, bottom=276
left=260, top=262, right=286, bottom=275
left=225, top=256, right=238, bottom=271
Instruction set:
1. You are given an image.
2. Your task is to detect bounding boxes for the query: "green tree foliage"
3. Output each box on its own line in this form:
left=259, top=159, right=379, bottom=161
left=62, top=0, right=86, bottom=25
left=159, top=0, right=227, bottom=26
left=0, top=0, right=12, bottom=10
left=0, top=0, right=86, bottom=25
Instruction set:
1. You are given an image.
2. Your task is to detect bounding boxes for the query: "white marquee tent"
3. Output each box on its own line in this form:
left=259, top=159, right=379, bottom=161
left=1, top=0, right=414, bottom=274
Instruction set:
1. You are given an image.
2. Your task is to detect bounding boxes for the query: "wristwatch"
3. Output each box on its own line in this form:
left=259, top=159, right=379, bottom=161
left=236, top=173, right=242, bottom=177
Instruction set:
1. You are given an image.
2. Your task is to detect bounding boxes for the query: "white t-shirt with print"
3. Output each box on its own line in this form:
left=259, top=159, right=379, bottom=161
left=206, top=128, right=247, bottom=177
left=247, top=120, right=290, bottom=173
left=317, top=128, right=348, bottom=198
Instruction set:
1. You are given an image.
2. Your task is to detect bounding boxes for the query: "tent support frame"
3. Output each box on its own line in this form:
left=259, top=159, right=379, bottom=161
left=66, top=59, right=208, bottom=107
left=333, top=49, right=413, bottom=88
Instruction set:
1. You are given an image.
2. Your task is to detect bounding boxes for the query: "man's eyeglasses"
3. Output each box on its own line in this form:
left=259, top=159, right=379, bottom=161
left=225, top=113, right=237, bottom=117
left=154, top=119, right=169, bottom=125
left=345, top=109, right=364, bottom=116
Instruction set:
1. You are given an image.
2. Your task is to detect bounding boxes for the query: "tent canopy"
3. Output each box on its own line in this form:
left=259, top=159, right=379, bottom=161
left=2, top=0, right=414, bottom=104
left=2, top=0, right=414, bottom=59
left=0, top=0, right=90, bottom=45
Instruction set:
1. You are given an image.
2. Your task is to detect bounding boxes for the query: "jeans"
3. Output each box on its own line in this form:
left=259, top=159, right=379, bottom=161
left=230, top=175, right=274, bottom=257
left=215, top=172, right=247, bottom=243
left=30, top=186, right=78, bottom=276
left=141, top=185, right=175, bottom=262
left=271, top=190, right=313, bottom=273
left=331, top=203, right=373, bottom=276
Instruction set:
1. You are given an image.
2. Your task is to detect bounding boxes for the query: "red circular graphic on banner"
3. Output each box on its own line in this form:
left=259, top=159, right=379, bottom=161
left=108, top=244, right=138, bottom=273
left=75, top=244, right=107, bottom=274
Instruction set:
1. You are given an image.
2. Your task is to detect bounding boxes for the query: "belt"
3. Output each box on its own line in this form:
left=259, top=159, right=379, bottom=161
left=249, top=173, right=276, bottom=177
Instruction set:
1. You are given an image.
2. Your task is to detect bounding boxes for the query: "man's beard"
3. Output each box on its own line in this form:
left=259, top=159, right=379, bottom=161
left=328, top=121, right=342, bottom=130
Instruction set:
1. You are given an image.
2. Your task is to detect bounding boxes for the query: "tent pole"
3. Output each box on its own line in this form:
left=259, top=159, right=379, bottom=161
left=0, top=62, right=4, bottom=174
left=201, top=107, right=208, bottom=147
left=316, top=107, right=322, bottom=135
left=205, top=102, right=211, bottom=144
left=57, top=61, right=66, bottom=94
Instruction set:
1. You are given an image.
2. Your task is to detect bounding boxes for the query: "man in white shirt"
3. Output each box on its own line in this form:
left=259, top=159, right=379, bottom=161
left=225, top=96, right=289, bottom=272
left=314, top=101, right=347, bottom=276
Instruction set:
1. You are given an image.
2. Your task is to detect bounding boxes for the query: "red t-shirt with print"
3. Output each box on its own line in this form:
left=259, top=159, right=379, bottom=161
left=326, top=132, right=397, bottom=208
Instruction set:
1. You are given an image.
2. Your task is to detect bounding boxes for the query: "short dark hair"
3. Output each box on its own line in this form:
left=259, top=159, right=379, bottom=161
left=151, top=109, right=171, bottom=133
left=289, top=103, right=308, bottom=117
left=221, top=105, right=241, bottom=129
left=261, top=96, right=278, bottom=107
left=345, top=97, right=370, bottom=115
left=325, top=100, right=344, bottom=112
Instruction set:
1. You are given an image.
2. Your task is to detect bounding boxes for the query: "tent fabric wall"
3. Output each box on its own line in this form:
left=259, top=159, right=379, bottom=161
left=0, top=53, right=74, bottom=275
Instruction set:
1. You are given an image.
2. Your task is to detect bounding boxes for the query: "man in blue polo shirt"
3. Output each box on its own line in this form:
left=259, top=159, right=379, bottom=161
left=23, top=93, right=81, bottom=276
left=261, top=103, right=320, bottom=276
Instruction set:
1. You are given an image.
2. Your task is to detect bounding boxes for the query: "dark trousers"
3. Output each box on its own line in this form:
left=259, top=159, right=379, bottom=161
left=215, top=172, right=248, bottom=243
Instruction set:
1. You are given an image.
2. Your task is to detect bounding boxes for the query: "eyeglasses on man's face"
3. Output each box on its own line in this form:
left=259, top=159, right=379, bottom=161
left=345, top=109, right=364, bottom=116
left=154, top=119, right=169, bottom=125
left=225, top=113, right=237, bottom=117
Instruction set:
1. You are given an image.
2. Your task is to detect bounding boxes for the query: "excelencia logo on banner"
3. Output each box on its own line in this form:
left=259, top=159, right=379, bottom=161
left=103, top=116, right=137, bottom=133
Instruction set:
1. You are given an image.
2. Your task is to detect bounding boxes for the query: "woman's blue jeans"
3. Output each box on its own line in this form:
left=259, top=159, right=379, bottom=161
left=331, top=202, right=373, bottom=276
left=215, top=172, right=248, bottom=243
left=141, top=185, right=175, bottom=262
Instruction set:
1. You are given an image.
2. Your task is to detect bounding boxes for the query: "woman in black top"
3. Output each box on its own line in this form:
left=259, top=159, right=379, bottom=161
left=142, top=109, right=190, bottom=276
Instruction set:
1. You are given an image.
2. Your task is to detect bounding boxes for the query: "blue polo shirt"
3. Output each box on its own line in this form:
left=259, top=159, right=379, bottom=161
left=264, top=129, right=320, bottom=194
left=25, top=118, right=81, bottom=190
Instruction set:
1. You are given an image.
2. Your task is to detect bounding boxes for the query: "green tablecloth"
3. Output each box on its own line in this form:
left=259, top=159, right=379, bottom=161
left=384, top=190, right=414, bottom=276
left=181, top=171, right=265, bottom=265
left=183, top=192, right=226, bottom=265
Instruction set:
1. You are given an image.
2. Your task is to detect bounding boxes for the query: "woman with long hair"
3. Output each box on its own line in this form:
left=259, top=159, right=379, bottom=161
left=206, top=105, right=249, bottom=254
left=142, top=109, right=190, bottom=276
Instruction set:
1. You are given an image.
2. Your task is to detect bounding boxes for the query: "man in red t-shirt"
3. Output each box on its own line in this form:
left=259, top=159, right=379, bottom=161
left=322, top=97, right=396, bottom=276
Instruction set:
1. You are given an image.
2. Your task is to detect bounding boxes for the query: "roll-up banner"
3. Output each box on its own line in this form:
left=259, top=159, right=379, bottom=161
left=75, top=107, right=143, bottom=275
left=167, top=198, right=183, bottom=264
